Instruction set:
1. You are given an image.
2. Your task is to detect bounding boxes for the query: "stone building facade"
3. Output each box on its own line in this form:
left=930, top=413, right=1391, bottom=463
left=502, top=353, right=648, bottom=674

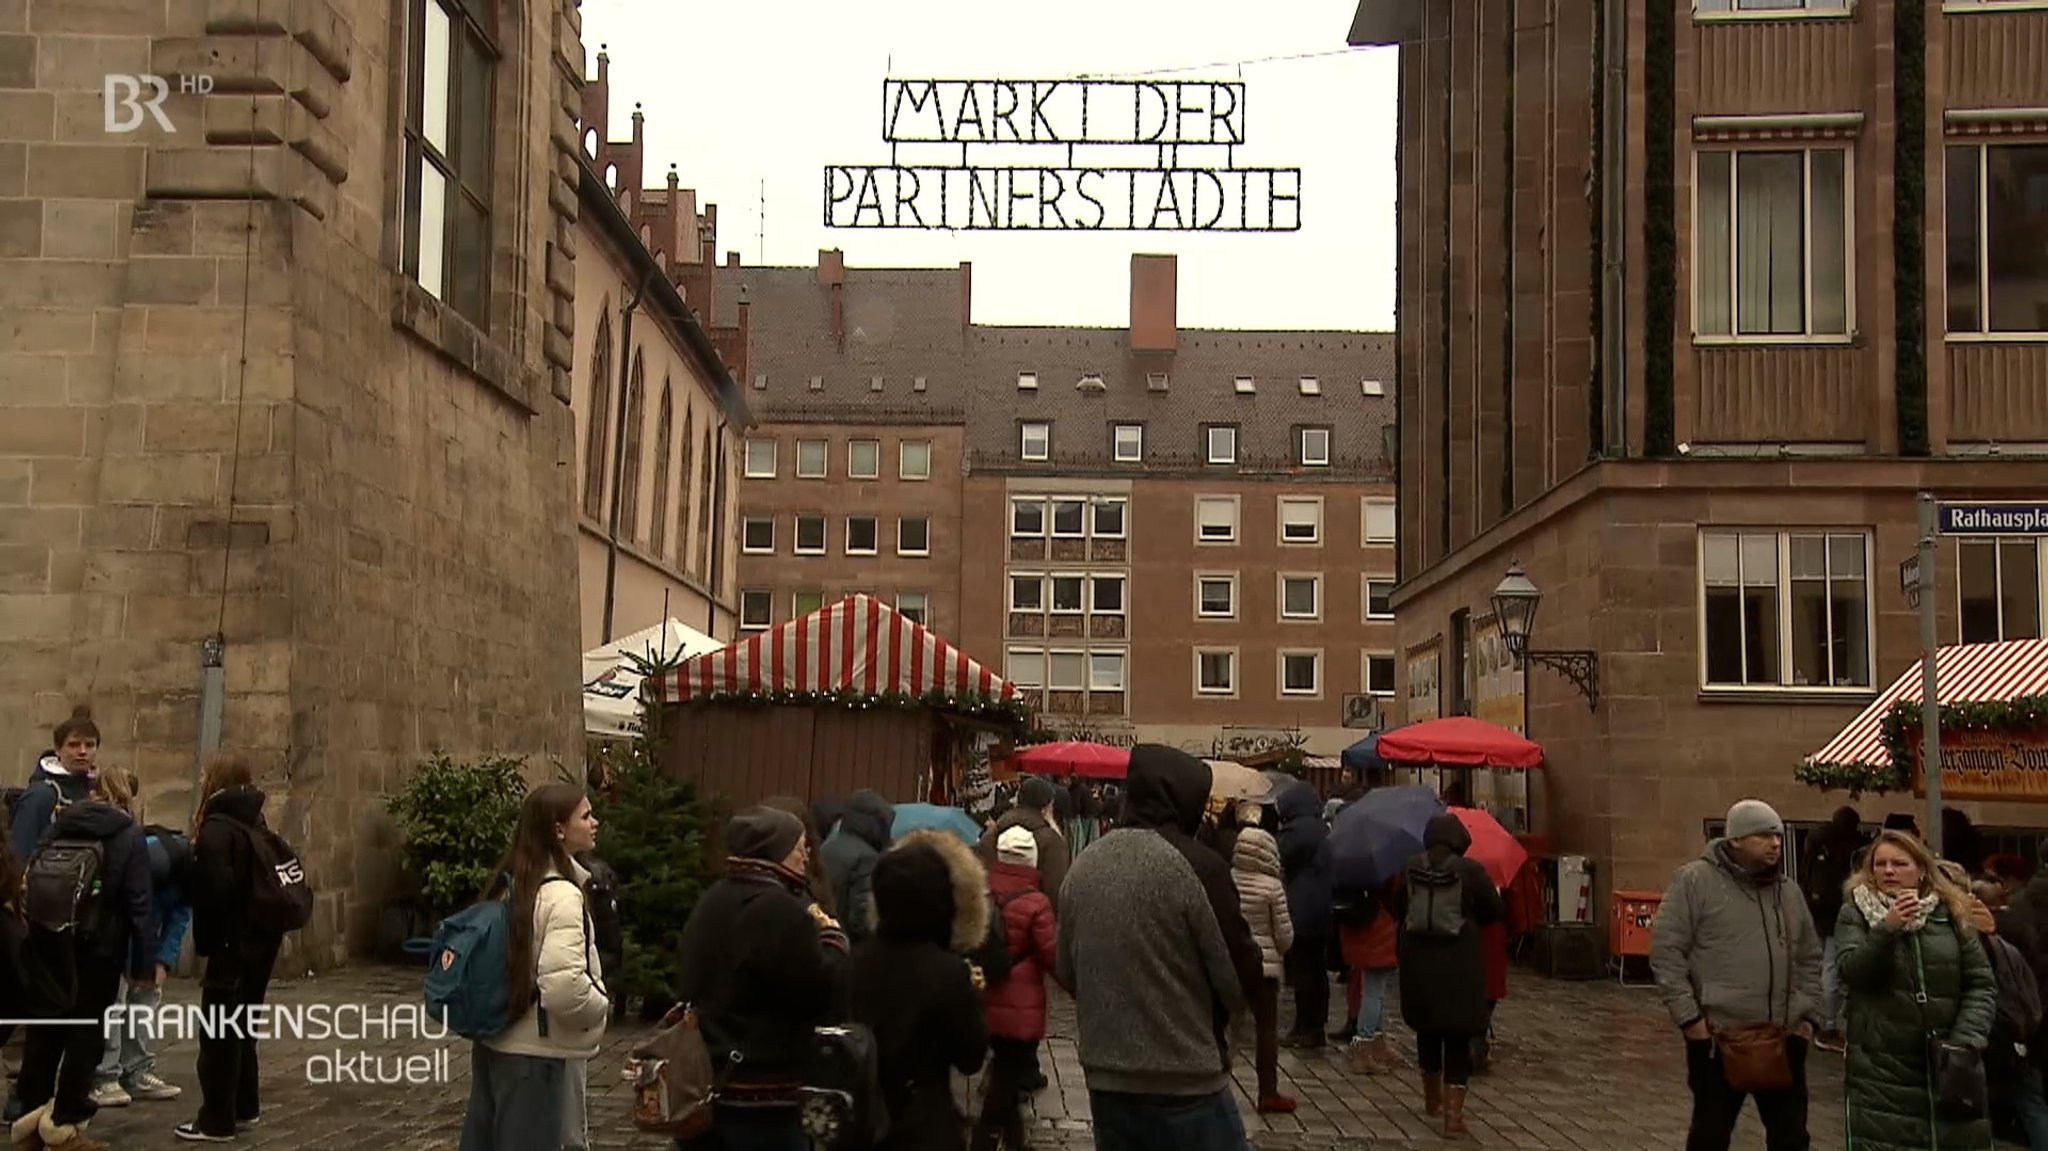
left=0, top=0, right=598, bottom=964
left=1349, top=0, right=2048, bottom=898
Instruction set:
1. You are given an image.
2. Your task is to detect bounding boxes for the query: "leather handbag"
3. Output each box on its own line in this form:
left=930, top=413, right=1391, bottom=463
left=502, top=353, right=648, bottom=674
left=1715, top=886, right=1795, bottom=1093
left=1915, top=934, right=1990, bottom=1121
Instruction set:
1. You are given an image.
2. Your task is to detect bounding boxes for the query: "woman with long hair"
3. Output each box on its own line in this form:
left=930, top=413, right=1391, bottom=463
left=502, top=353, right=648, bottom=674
left=93, top=768, right=192, bottom=1110
left=459, top=783, right=609, bottom=1151
left=1836, top=828, right=1998, bottom=1151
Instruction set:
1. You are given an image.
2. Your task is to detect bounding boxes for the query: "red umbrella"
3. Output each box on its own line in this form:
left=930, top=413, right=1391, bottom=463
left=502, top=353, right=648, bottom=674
left=1012, top=741, right=1129, bottom=780
left=1451, top=807, right=1530, bottom=889
left=1375, top=716, right=1543, bottom=769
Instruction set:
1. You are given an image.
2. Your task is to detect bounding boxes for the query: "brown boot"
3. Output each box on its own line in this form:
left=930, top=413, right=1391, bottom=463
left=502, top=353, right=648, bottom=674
left=1346, top=1035, right=1389, bottom=1075
left=1444, top=1084, right=1470, bottom=1138
left=10, top=1103, right=48, bottom=1151
left=34, top=1113, right=104, bottom=1151
left=1421, top=1071, right=1444, bottom=1116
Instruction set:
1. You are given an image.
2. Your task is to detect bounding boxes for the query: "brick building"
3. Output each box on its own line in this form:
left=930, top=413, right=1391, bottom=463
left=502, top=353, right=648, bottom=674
left=728, top=252, right=1398, bottom=758
left=1349, top=0, right=2048, bottom=897
left=0, top=0, right=602, bottom=964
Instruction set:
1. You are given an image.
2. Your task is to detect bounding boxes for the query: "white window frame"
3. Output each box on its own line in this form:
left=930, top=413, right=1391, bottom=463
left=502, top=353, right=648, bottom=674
left=1363, top=498, right=1397, bottom=546
left=1945, top=142, right=2048, bottom=339
left=1194, top=647, right=1238, bottom=697
left=1299, top=376, right=1321, bottom=396
left=1299, top=427, right=1332, bottom=467
left=1050, top=498, right=1087, bottom=539
left=897, top=516, right=930, bottom=557
left=1113, top=424, right=1144, bottom=463
left=741, top=515, right=775, bottom=554
left=1010, top=573, right=1045, bottom=612
left=794, top=514, right=826, bottom=555
left=847, top=439, right=881, bottom=480
left=1046, top=648, right=1086, bottom=691
left=1088, top=649, right=1127, bottom=692
left=1020, top=422, right=1051, bottom=461
left=1955, top=537, right=2048, bottom=643
left=1233, top=375, right=1256, bottom=394
left=900, top=439, right=933, bottom=480
left=795, top=438, right=829, bottom=479
left=895, top=591, right=928, bottom=625
left=845, top=515, right=879, bottom=556
left=1691, top=143, right=1856, bottom=343
left=739, top=589, right=772, bottom=630
left=1364, top=651, right=1397, bottom=697
left=1050, top=573, right=1086, bottom=615
left=1206, top=425, right=1238, bottom=464
left=1365, top=576, right=1396, bottom=620
left=1017, top=371, right=1039, bottom=391
left=1279, top=496, right=1324, bottom=546
left=1091, top=497, right=1127, bottom=540
left=1195, top=495, right=1239, bottom=545
left=791, top=590, right=826, bottom=617
left=1697, top=528, right=1876, bottom=692
left=743, top=438, right=777, bottom=478
left=1010, top=497, right=1046, bottom=538
left=1695, top=0, right=1849, bottom=14
left=1005, top=646, right=1045, bottom=689
left=1280, top=573, right=1322, bottom=622
left=1279, top=649, right=1323, bottom=698
left=1090, top=574, right=1126, bottom=616
left=1196, top=572, right=1238, bottom=620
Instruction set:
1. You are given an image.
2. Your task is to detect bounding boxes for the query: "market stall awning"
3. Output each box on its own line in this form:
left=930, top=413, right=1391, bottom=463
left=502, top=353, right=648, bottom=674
left=583, top=619, right=725, bottom=738
left=643, top=594, right=1015, bottom=708
left=1374, top=716, right=1544, bottom=770
left=1800, top=638, right=2048, bottom=791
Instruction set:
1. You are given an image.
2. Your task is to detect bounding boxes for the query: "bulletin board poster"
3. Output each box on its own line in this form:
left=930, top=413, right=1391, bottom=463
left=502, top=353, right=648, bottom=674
left=1405, top=639, right=1442, bottom=724
left=1471, top=614, right=1527, bottom=737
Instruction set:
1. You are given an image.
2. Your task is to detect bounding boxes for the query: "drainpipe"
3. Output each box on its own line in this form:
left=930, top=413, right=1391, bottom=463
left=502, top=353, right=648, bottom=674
left=707, top=411, right=729, bottom=637
left=601, top=268, right=655, bottom=644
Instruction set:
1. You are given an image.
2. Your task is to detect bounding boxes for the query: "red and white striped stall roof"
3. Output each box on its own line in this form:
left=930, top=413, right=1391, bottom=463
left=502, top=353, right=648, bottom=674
left=644, top=594, right=1015, bottom=705
left=1804, top=639, right=2048, bottom=769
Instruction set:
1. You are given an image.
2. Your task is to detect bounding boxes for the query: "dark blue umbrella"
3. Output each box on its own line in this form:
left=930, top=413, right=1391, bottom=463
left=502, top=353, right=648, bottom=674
left=891, top=802, right=983, bottom=846
left=1340, top=731, right=1390, bottom=775
left=1328, top=784, right=1445, bottom=891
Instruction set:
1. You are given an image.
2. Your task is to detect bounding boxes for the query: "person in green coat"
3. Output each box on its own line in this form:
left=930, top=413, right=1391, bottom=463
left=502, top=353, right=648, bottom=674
left=1836, top=829, right=1998, bottom=1151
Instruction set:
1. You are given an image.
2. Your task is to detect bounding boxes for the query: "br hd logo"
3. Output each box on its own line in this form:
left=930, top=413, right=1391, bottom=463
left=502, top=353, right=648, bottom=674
left=103, top=73, right=215, bottom=133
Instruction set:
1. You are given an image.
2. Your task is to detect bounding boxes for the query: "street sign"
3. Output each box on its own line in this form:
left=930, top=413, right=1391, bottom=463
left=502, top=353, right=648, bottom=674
left=1938, top=502, right=2048, bottom=536
left=1341, top=693, right=1379, bottom=730
left=1899, top=554, right=1921, bottom=594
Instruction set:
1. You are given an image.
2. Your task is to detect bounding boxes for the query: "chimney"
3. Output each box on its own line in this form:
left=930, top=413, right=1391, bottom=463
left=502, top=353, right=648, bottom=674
left=726, top=251, right=740, bottom=269
left=735, top=285, right=753, bottom=385
left=818, top=249, right=847, bottom=351
left=958, top=261, right=972, bottom=330
left=1129, top=253, right=1178, bottom=354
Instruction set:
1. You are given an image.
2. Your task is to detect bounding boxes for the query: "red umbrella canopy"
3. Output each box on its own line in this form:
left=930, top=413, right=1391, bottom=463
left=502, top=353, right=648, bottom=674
left=1013, top=741, right=1129, bottom=780
left=1375, top=716, right=1543, bottom=769
left=1450, top=807, right=1530, bottom=889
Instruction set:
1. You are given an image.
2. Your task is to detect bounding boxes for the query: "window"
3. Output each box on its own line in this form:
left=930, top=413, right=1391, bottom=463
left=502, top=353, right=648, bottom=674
left=1020, top=422, right=1050, bottom=460
left=741, top=516, right=774, bottom=554
left=743, top=438, right=776, bottom=478
left=1205, top=425, right=1238, bottom=464
left=1017, top=372, right=1039, bottom=391
left=1364, top=498, right=1397, bottom=545
left=1281, top=574, right=1321, bottom=620
left=1091, top=575, right=1125, bottom=615
left=1197, top=574, right=1237, bottom=619
left=1006, top=647, right=1045, bottom=688
left=1701, top=529, right=1872, bottom=688
left=402, top=0, right=495, bottom=327
left=1011, top=498, right=1045, bottom=537
left=1047, top=651, right=1086, bottom=690
left=795, top=515, right=826, bottom=554
left=1695, top=0, right=1846, bottom=10
left=1299, top=427, right=1332, bottom=467
left=581, top=316, right=613, bottom=519
left=1010, top=574, right=1044, bottom=612
left=1365, top=652, right=1396, bottom=696
left=792, top=590, right=825, bottom=616
left=1089, top=650, right=1127, bottom=691
left=1092, top=499, right=1127, bottom=539
left=619, top=358, right=644, bottom=539
left=1196, top=649, right=1236, bottom=695
left=796, top=439, right=828, bottom=479
left=1196, top=496, right=1238, bottom=543
left=900, top=440, right=933, bottom=480
left=1280, top=650, right=1322, bottom=697
left=848, top=439, right=880, bottom=479
left=740, top=589, right=772, bottom=630
left=1694, top=147, right=1850, bottom=338
left=1051, top=575, right=1085, bottom=613
left=1362, top=379, right=1386, bottom=397
left=649, top=384, right=673, bottom=558
left=1959, top=539, right=2042, bottom=643
left=1280, top=497, right=1323, bottom=545
left=898, top=517, right=930, bottom=556
left=1365, top=578, right=1395, bottom=619
left=1946, top=144, right=2048, bottom=335
left=1234, top=376, right=1255, bottom=394
left=895, top=592, right=928, bottom=625
left=846, top=516, right=878, bottom=555
left=1051, top=499, right=1085, bottom=538
left=1114, top=424, right=1144, bottom=462
left=1299, top=376, right=1321, bottom=396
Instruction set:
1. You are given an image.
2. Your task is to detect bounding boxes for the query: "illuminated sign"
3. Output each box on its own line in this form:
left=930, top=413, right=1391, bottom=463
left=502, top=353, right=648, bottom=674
left=825, top=78, right=1302, bottom=233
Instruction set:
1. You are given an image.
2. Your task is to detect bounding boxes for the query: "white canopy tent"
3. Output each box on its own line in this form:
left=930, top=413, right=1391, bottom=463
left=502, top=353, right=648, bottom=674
left=582, top=619, right=725, bottom=738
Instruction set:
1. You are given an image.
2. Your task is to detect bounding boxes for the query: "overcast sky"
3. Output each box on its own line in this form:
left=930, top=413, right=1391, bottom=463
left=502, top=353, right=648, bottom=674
left=578, top=1, right=1397, bottom=332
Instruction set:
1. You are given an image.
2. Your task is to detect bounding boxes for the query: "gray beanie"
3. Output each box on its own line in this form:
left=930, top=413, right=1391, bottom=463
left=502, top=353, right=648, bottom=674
left=1018, top=777, right=1057, bottom=811
left=1725, top=799, right=1784, bottom=840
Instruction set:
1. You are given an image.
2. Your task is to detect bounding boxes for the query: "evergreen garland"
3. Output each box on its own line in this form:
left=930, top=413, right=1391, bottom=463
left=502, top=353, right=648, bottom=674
left=1793, top=693, right=2048, bottom=795
left=1894, top=0, right=1930, bottom=455
left=1643, top=0, right=1677, bottom=457
left=670, top=685, right=1030, bottom=728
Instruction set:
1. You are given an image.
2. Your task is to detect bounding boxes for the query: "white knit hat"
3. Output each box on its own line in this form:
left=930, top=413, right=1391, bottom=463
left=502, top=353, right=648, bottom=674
left=997, top=825, right=1040, bottom=867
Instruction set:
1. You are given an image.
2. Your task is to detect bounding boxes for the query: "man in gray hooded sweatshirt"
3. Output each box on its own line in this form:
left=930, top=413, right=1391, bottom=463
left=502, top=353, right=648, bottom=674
left=1650, top=798, right=1823, bottom=1151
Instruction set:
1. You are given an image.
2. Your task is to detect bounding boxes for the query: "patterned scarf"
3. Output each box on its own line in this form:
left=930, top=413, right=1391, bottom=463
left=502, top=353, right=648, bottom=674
left=1852, top=881, right=1936, bottom=933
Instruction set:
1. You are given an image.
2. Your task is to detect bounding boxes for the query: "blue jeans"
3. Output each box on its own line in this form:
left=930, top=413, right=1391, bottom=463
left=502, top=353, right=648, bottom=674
left=2017, top=1063, right=2048, bottom=1151
left=1821, top=935, right=1842, bottom=1033
left=1355, top=968, right=1395, bottom=1041
left=94, top=980, right=162, bottom=1086
left=459, top=1043, right=567, bottom=1151
left=674, top=1103, right=811, bottom=1151
left=1091, top=1088, right=1249, bottom=1151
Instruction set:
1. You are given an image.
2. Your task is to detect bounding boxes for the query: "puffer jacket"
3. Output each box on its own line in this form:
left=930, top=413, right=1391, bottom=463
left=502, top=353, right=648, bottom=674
left=1273, top=781, right=1334, bottom=941
left=1649, top=838, right=1823, bottom=1033
left=1837, top=888, right=1997, bottom=1151
left=984, top=860, right=1058, bottom=1042
left=1231, top=829, right=1294, bottom=980
left=484, top=861, right=611, bottom=1061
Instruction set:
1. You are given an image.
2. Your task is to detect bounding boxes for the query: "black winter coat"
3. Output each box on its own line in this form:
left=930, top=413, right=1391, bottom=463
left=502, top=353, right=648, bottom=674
left=1393, top=814, right=1504, bottom=1037
left=821, top=790, right=894, bottom=944
left=42, top=801, right=155, bottom=982
left=1274, top=782, right=1334, bottom=941
left=189, top=786, right=282, bottom=960
left=1799, top=814, right=1869, bottom=939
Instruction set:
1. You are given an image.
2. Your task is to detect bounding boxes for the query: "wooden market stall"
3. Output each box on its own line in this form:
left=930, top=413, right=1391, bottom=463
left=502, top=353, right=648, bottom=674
left=641, top=594, right=1029, bottom=811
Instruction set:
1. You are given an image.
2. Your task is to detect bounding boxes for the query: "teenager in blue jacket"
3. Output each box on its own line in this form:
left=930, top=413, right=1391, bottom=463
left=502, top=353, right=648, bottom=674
left=93, top=815, right=194, bottom=1109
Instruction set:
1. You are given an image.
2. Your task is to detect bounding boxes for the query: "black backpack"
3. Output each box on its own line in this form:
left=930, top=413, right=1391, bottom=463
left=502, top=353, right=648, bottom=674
left=1404, top=863, right=1467, bottom=939
left=216, top=816, right=313, bottom=935
left=975, top=894, right=1017, bottom=987
left=1987, top=934, right=2044, bottom=1048
left=23, top=837, right=106, bottom=937
left=582, top=855, right=625, bottom=979
left=800, top=1023, right=889, bottom=1150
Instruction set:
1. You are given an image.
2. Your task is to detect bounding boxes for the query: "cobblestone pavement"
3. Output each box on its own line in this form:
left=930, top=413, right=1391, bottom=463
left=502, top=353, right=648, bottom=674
left=63, top=964, right=1849, bottom=1149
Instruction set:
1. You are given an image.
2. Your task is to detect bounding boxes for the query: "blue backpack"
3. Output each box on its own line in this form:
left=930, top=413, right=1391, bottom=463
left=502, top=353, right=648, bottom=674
left=423, top=877, right=571, bottom=1039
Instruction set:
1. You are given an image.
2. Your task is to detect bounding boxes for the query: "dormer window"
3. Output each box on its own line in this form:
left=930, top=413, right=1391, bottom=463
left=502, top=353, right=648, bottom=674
left=1299, top=376, right=1321, bottom=396
left=1234, top=376, right=1256, bottom=394
left=1017, top=372, right=1039, bottom=391
left=1362, top=379, right=1386, bottom=397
